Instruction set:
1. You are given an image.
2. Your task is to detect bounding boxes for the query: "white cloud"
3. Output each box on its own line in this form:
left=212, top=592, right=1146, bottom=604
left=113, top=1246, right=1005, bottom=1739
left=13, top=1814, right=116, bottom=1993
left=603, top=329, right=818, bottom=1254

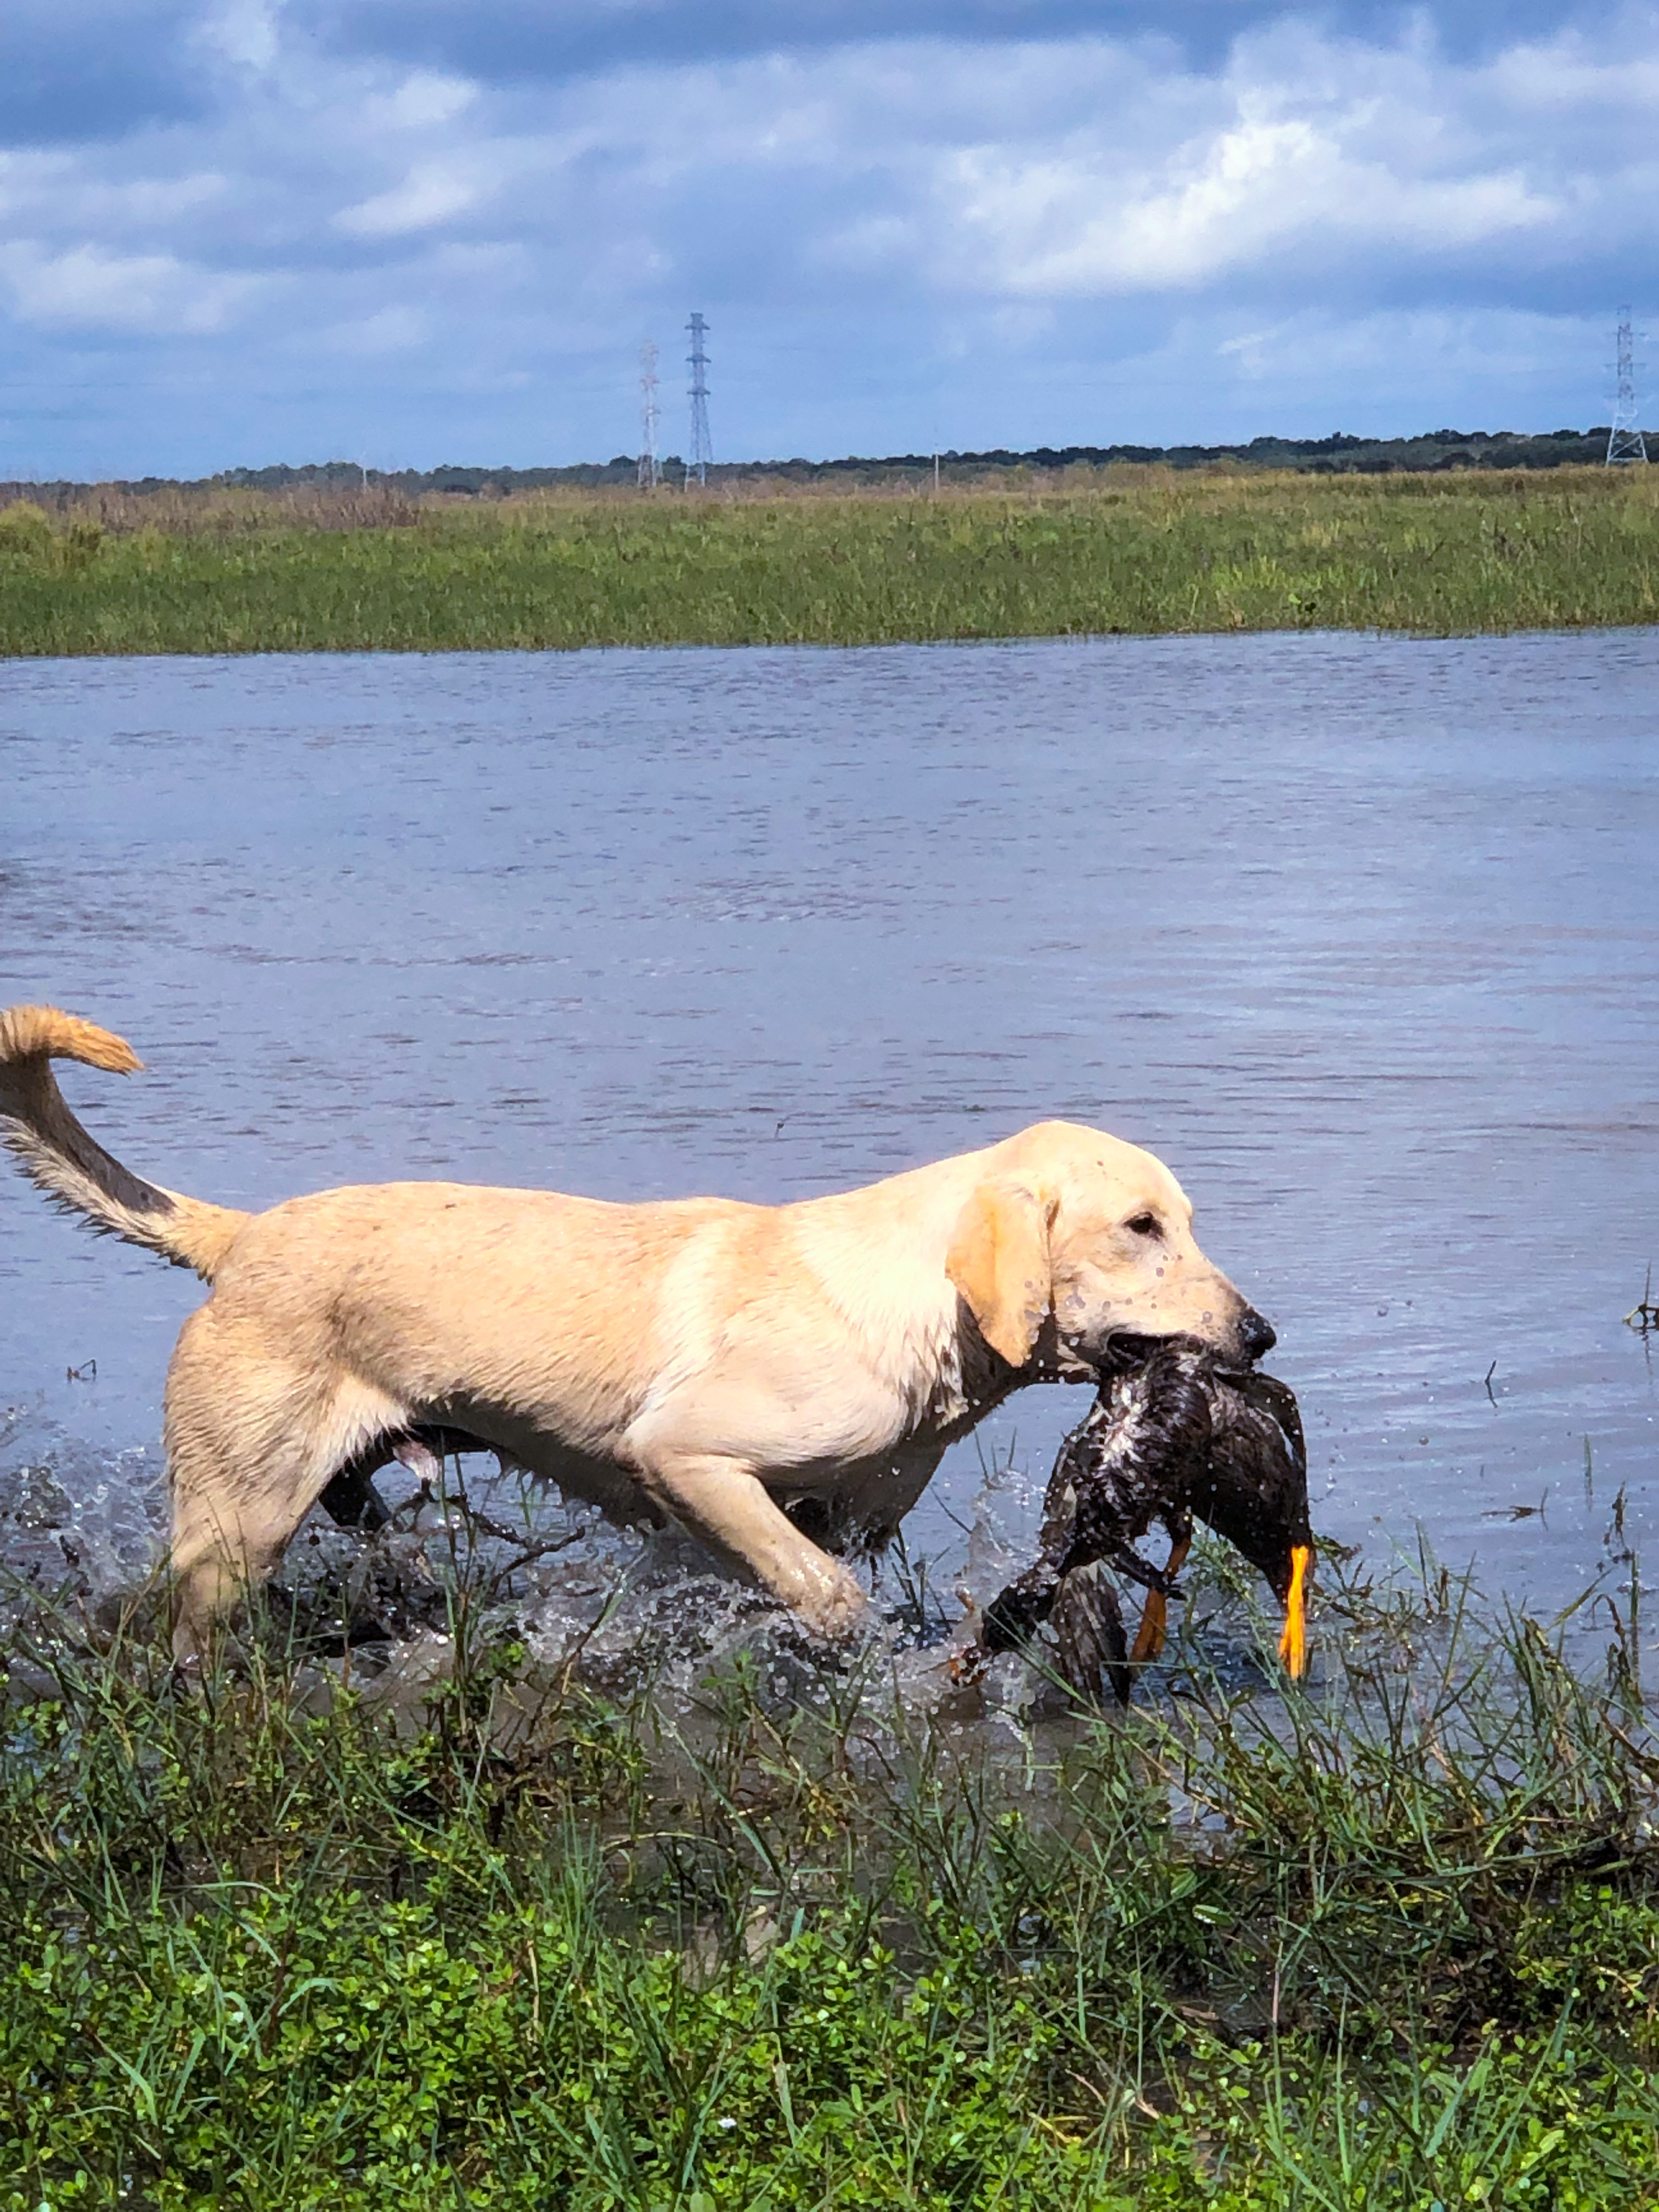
left=945, top=108, right=1558, bottom=298
left=4, top=240, right=263, bottom=332
left=200, top=0, right=281, bottom=75
left=1484, top=38, right=1659, bottom=113
left=5, top=12, right=1656, bottom=470
left=18, top=22, right=1655, bottom=304
left=364, top=72, right=480, bottom=133
left=335, top=160, right=485, bottom=237
left=1201, top=303, right=1607, bottom=408
left=1217, top=323, right=1288, bottom=375
left=0, top=155, right=228, bottom=236
left=324, top=302, right=431, bottom=353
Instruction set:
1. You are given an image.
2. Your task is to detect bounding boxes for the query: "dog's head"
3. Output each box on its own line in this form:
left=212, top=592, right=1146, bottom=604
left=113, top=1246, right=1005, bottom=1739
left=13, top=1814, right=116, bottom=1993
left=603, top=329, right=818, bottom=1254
left=945, top=1120, right=1273, bottom=1375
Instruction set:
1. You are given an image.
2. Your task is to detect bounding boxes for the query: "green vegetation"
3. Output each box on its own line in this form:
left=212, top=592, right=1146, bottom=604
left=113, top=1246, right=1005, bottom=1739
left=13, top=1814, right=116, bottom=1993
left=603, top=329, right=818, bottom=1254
left=3, top=1550, right=1656, bottom=2208
left=2, top=467, right=1654, bottom=656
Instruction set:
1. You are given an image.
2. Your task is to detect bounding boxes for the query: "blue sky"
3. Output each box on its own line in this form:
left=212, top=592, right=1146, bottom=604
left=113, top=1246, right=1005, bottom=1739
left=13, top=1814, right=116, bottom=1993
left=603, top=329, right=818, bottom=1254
left=4, top=2, right=1656, bottom=477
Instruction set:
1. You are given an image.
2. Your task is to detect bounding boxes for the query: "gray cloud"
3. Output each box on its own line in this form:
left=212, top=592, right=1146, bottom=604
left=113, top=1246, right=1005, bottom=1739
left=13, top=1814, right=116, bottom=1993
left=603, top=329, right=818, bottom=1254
left=3, top=4, right=1655, bottom=475
left=5, top=1, right=1598, bottom=146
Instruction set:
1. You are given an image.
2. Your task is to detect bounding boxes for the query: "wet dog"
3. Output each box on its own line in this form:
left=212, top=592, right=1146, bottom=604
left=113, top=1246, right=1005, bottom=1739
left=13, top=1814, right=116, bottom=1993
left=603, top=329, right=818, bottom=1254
left=1, top=1005, right=1276, bottom=1664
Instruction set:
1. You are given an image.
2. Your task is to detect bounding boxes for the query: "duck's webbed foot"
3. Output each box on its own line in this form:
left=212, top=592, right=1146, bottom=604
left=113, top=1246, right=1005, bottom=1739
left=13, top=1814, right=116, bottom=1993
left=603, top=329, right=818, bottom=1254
left=1128, top=1519, right=1193, bottom=1667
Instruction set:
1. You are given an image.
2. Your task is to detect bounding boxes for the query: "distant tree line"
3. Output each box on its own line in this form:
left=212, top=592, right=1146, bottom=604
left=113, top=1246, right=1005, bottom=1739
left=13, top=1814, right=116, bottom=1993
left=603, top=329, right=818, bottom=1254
left=2, top=426, right=1629, bottom=507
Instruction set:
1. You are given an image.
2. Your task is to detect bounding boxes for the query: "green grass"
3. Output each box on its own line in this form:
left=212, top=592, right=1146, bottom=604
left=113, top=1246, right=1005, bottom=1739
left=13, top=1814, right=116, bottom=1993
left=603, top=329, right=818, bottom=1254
left=2, top=1549, right=1656, bottom=2209
left=2, top=468, right=1655, bottom=655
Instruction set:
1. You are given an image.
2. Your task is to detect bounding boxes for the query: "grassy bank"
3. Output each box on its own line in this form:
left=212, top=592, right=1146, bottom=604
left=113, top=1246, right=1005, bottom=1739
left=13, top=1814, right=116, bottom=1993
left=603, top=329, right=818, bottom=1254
left=2, top=468, right=1655, bottom=656
left=2, top=1552, right=1656, bottom=2208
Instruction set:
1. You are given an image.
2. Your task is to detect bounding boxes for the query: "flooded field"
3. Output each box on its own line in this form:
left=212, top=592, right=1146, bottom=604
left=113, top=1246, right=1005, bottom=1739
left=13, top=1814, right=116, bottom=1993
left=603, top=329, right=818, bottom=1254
left=2, top=630, right=1656, bottom=1683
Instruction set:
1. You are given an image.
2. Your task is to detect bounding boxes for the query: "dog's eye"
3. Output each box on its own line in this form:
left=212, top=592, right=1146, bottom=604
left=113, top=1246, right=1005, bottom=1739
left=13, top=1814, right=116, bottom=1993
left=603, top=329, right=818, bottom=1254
left=1126, top=1212, right=1162, bottom=1238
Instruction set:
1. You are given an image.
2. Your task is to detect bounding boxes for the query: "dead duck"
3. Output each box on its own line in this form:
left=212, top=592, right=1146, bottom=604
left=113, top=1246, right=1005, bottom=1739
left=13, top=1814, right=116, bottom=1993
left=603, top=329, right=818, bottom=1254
left=969, top=1336, right=1313, bottom=1703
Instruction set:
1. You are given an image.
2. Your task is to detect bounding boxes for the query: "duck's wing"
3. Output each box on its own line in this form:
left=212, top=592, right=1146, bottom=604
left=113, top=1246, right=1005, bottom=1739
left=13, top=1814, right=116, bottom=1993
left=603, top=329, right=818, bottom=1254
left=1052, top=1561, right=1131, bottom=1706
left=1060, top=1342, right=1213, bottom=1581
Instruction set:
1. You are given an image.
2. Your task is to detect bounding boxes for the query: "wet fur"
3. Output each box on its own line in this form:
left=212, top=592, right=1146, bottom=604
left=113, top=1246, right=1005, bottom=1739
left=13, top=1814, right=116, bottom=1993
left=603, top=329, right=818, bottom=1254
left=1, top=1006, right=1272, bottom=1662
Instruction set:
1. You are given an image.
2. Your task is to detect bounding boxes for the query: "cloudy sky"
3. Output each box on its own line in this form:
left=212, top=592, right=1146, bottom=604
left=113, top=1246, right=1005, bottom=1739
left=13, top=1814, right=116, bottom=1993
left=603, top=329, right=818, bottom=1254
left=4, top=2, right=1656, bottom=477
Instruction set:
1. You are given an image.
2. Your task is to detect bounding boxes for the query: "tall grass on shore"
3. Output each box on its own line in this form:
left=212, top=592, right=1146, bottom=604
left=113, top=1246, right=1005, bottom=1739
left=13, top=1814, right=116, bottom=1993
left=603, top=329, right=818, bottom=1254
left=2, top=1547, right=1656, bottom=2209
left=2, top=466, right=1654, bottom=656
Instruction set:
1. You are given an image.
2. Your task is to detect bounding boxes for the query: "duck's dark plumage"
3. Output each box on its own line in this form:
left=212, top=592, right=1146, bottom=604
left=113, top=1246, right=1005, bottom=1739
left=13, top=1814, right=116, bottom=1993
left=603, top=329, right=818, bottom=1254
left=978, top=1337, right=1311, bottom=1702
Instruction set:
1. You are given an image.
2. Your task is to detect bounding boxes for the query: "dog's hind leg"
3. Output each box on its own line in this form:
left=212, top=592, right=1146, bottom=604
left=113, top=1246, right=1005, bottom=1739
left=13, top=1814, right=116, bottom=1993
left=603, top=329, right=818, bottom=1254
left=163, top=1305, right=405, bottom=1666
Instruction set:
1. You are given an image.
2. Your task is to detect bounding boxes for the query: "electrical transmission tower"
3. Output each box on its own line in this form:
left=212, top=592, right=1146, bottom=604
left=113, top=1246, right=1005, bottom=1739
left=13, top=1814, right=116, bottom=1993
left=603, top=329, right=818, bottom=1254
left=1607, top=306, right=1647, bottom=465
left=685, top=313, right=712, bottom=486
left=637, top=340, right=662, bottom=489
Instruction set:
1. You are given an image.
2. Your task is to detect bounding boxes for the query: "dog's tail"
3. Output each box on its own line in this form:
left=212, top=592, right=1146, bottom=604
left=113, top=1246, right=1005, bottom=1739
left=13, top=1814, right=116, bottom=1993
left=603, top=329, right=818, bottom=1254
left=0, top=1005, right=250, bottom=1282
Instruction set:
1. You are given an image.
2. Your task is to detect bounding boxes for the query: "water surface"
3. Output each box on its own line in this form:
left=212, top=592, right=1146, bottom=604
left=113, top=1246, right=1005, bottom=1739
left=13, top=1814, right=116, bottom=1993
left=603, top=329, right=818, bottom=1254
left=2, top=634, right=1655, bottom=1654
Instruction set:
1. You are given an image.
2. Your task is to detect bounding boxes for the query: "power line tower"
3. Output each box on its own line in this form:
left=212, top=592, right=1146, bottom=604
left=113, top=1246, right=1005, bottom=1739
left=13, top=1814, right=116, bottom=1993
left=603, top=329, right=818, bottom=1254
left=685, top=312, right=712, bottom=487
left=1607, top=306, right=1647, bottom=465
left=637, top=340, right=662, bottom=490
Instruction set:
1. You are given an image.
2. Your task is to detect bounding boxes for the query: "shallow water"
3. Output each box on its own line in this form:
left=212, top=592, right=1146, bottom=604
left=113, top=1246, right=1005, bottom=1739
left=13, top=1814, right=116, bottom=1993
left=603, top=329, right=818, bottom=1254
left=2, top=633, right=1656, bottom=1671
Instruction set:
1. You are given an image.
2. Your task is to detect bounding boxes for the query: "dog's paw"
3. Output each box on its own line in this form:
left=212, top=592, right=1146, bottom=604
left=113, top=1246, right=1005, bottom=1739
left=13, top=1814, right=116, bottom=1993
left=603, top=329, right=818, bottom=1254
left=790, top=1560, right=871, bottom=1644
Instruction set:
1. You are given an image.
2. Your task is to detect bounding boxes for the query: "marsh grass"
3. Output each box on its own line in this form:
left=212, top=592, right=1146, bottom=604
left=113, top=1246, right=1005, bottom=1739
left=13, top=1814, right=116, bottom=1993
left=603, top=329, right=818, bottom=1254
left=2, top=1541, right=1656, bottom=2209
left=2, top=467, right=1654, bottom=656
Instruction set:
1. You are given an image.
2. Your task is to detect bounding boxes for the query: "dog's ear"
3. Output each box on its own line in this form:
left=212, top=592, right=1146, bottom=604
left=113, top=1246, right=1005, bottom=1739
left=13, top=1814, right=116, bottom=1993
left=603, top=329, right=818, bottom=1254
left=946, top=1180, right=1053, bottom=1367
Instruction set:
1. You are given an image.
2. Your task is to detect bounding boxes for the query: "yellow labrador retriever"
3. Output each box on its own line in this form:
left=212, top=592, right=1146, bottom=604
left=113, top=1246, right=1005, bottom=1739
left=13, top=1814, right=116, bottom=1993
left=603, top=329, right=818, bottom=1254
left=0, top=1005, right=1275, bottom=1662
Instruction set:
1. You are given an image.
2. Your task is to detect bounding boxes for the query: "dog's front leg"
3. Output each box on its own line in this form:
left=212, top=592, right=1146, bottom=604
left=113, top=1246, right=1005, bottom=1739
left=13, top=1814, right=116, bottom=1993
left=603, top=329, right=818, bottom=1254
left=630, top=1446, right=868, bottom=1639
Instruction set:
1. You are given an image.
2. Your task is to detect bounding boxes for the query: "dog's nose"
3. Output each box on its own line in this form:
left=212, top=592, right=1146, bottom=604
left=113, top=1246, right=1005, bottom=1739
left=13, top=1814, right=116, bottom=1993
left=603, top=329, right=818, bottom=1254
left=1237, top=1307, right=1277, bottom=1362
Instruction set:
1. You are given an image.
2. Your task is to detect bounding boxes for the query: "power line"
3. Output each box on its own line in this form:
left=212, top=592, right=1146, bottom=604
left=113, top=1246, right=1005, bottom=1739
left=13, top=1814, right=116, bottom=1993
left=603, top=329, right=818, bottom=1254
left=1607, top=306, right=1647, bottom=465
left=686, top=312, right=712, bottom=487
left=637, top=340, right=661, bottom=490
